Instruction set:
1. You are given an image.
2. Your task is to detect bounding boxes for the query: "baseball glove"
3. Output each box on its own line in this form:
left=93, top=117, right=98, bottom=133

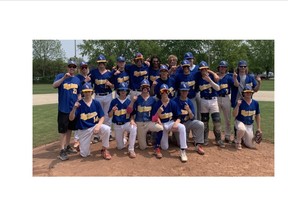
left=254, top=130, right=262, bottom=144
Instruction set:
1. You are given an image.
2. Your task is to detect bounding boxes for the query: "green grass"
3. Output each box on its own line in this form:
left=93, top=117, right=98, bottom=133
left=33, top=104, right=59, bottom=147
left=33, top=84, right=58, bottom=94
left=260, top=79, right=274, bottom=91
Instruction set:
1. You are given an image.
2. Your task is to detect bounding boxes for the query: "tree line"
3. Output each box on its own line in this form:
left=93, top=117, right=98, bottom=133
left=33, top=40, right=274, bottom=83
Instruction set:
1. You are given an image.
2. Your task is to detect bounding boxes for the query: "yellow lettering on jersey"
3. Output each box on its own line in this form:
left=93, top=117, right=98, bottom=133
left=160, top=112, right=173, bottom=120
left=63, top=83, right=78, bottom=90
left=187, top=81, right=195, bottom=87
left=80, top=112, right=97, bottom=121
left=150, top=75, right=159, bottom=82
left=95, top=79, right=107, bottom=85
left=199, top=84, right=211, bottom=91
left=241, top=110, right=256, bottom=117
left=94, top=116, right=99, bottom=123
left=114, top=109, right=127, bottom=116
left=137, top=106, right=152, bottom=113
left=134, top=71, right=148, bottom=77
left=181, top=109, right=188, bottom=115
left=117, top=76, right=129, bottom=83
left=220, top=84, right=228, bottom=89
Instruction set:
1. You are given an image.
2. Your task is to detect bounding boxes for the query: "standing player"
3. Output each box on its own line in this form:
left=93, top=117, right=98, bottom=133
left=108, top=82, right=137, bottom=158
left=148, top=56, right=161, bottom=86
left=52, top=60, right=81, bottom=161
left=216, top=60, right=236, bottom=143
left=69, top=83, right=112, bottom=159
left=90, top=54, right=114, bottom=141
left=196, top=61, right=224, bottom=147
left=232, top=85, right=261, bottom=150
left=152, top=84, right=188, bottom=162
left=111, top=56, right=129, bottom=91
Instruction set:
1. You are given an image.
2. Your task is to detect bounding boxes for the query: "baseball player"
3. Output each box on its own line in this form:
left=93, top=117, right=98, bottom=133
left=148, top=56, right=161, bottom=86
left=90, top=54, right=114, bottom=141
left=151, top=64, right=176, bottom=100
left=152, top=84, right=188, bottom=162
left=108, top=82, right=137, bottom=158
left=167, top=54, right=181, bottom=79
left=196, top=61, right=224, bottom=147
left=126, top=52, right=149, bottom=100
left=127, top=79, right=164, bottom=158
left=173, top=82, right=205, bottom=155
left=69, top=83, right=112, bottom=159
left=232, top=85, right=261, bottom=150
left=52, top=60, right=81, bottom=161
left=216, top=60, right=237, bottom=143
left=111, top=56, right=129, bottom=91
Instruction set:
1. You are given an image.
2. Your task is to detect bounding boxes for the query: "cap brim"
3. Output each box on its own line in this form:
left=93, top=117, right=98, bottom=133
left=182, top=64, right=190, bottom=67
left=199, top=66, right=209, bottom=70
left=243, top=90, right=254, bottom=93
left=97, top=60, right=107, bottom=63
left=82, top=89, right=93, bottom=92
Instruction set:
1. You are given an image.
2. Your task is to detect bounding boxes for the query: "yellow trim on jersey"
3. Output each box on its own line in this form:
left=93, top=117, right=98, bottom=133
left=63, top=83, right=78, bottom=90
left=181, top=109, right=189, bottom=115
left=187, top=80, right=195, bottom=87
left=114, top=109, right=127, bottom=116
left=134, top=70, right=148, bottom=77
left=137, top=106, right=152, bottom=113
left=220, top=84, right=228, bottom=89
left=80, top=112, right=97, bottom=121
left=95, top=79, right=107, bottom=85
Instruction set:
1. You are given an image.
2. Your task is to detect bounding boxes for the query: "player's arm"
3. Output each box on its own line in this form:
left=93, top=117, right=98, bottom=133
left=52, top=73, right=71, bottom=88
left=69, top=101, right=81, bottom=121
left=207, top=69, right=220, bottom=82
left=233, top=100, right=242, bottom=117
left=108, top=103, right=117, bottom=118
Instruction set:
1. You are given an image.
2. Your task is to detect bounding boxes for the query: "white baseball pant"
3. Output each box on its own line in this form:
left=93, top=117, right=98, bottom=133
left=95, top=93, right=113, bottom=127
left=77, top=124, right=111, bottom=157
left=136, top=122, right=163, bottom=150
left=114, top=122, right=137, bottom=151
left=174, top=120, right=204, bottom=145
left=161, top=121, right=187, bottom=150
left=217, top=95, right=231, bottom=140
left=234, top=120, right=255, bottom=148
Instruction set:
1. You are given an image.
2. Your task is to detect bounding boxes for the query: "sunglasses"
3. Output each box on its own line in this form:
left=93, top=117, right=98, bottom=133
left=239, top=66, right=247, bottom=68
left=81, top=66, right=88, bottom=69
left=68, top=65, right=76, bottom=68
left=219, top=66, right=227, bottom=68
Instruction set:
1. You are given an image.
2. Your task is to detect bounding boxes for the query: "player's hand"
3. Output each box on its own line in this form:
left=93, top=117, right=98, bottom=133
left=64, top=72, right=72, bottom=79
left=152, top=80, right=158, bottom=86
left=85, top=74, right=91, bottom=82
left=256, top=75, right=262, bottom=83
left=171, top=123, right=178, bottom=132
left=157, top=104, right=164, bottom=114
left=74, top=101, right=81, bottom=108
left=93, top=125, right=100, bottom=134
left=112, top=104, right=118, bottom=112
left=203, top=74, right=212, bottom=82
left=130, top=119, right=136, bottom=126
left=114, top=70, right=121, bottom=75
left=237, top=99, right=242, bottom=106
left=184, top=102, right=190, bottom=112
left=132, top=95, right=138, bottom=102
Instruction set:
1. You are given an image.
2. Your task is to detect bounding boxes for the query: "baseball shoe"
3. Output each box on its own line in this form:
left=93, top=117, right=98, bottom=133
left=180, top=150, right=188, bottom=162
left=101, top=149, right=112, bottom=160
left=203, top=139, right=209, bottom=146
left=154, top=148, right=162, bottom=159
left=65, top=145, right=78, bottom=154
left=58, top=149, right=69, bottom=161
left=92, top=136, right=100, bottom=144
left=128, top=150, right=136, bottom=159
left=217, top=140, right=225, bottom=148
left=235, top=143, right=242, bottom=150
left=224, top=137, right=231, bottom=143
left=109, top=135, right=115, bottom=141
left=195, top=145, right=205, bottom=155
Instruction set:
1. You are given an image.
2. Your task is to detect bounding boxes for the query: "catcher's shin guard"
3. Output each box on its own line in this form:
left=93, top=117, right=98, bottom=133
left=203, top=121, right=209, bottom=143
left=213, top=121, right=222, bottom=141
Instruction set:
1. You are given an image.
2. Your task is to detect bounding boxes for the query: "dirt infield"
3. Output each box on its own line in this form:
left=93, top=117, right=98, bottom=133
left=33, top=132, right=274, bottom=177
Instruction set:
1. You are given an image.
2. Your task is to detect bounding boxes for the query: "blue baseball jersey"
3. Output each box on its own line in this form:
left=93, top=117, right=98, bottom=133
left=173, top=97, right=196, bottom=123
left=90, top=68, right=113, bottom=94
left=235, top=99, right=260, bottom=125
left=133, top=95, right=156, bottom=122
left=126, top=64, right=149, bottom=90
left=197, top=74, right=218, bottom=98
left=148, top=67, right=160, bottom=86
left=152, top=99, right=181, bottom=123
left=231, top=74, right=257, bottom=107
left=154, top=77, right=176, bottom=99
left=54, top=73, right=81, bottom=113
left=108, top=98, right=131, bottom=124
left=175, top=71, right=198, bottom=99
left=217, top=73, right=234, bottom=96
left=75, top=99, right=105, bottom=130
left=111, top=69, right=129, bottom=90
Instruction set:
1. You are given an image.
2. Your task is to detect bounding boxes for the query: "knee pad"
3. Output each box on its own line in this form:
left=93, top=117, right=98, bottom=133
left=211, top=112, right=221, bottom=123
left=201, top=113, right=209, bottom=122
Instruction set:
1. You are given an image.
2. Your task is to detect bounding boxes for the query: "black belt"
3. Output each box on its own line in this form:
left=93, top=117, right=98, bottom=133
left=115, top=122, right=126, bottom=125
left=201, top=96, right=216, bottom=100
left=96, top=92, right=110, bottom=96
left=218, top=94, right=227, bottom=97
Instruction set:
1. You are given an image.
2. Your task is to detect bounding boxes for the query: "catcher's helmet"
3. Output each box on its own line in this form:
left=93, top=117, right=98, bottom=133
left=82, top=83, right=93, bottom=92
left=184, top=52, right=194, bottom=60
left=179, top=82, right=190, bottom=91
left=199, top=61, right=209, bottom=70
left=181, top=60, right=190, bottom=67
left=97, top=54, right=107, bottom=63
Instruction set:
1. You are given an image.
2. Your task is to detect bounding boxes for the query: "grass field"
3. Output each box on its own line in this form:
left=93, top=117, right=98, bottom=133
left=260, top=79, right=274, bottom=91
left=33, top=101, right=274, bottom=148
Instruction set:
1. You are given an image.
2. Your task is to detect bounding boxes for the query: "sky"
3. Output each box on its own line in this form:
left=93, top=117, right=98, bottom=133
left=60, top=40, right=88, bottom=61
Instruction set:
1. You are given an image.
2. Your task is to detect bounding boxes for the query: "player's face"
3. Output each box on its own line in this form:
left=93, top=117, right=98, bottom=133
left=187, top=58, right=194, bottom=66
left=169, top=58, right=177, bottom=66
left=136, top=59, right=143, bottom=67
left=98, top=62, right=106, bottom=70
left=141, top=86, right=150, bottom=92
left=180, top=90, right=189, bottom=96
left=201, top=68, right=208, bottom=76
left=81, top=66, right=88, bottom=74
left=68, top=64, right=76, bottom=74
left=243, top=91, right=253, bottom=99
left=238, top=65, right=247, bottom=74
left=117, top=61, right=125, bottom=69
left=183, top=66, right=190, bottom=74
left=83, top=91, right=93, bottom=97
left=219, top=66, right=227, bottom=74
left=160, top=70, right=168, bottom=79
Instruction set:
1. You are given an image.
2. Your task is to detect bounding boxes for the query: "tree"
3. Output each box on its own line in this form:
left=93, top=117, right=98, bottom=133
left=33, top=40, right=65, bottom=77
